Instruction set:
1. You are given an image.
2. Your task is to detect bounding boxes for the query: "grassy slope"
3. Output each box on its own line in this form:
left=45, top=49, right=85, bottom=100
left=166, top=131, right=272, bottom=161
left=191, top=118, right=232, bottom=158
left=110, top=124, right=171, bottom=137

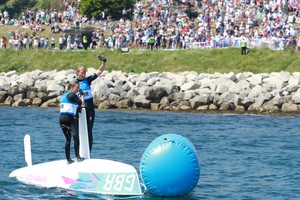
left=0, top=47, right=299, bottom=74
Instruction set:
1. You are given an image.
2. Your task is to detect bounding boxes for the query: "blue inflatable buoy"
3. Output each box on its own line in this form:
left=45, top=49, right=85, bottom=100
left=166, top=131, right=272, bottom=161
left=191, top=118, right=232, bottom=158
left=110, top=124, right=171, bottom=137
left=140, top=134, right=200, bottom=197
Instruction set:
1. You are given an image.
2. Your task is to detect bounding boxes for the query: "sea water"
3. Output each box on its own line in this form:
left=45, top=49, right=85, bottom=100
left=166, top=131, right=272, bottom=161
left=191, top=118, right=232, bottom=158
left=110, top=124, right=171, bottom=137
left=0, top=106, right=299, bottom=199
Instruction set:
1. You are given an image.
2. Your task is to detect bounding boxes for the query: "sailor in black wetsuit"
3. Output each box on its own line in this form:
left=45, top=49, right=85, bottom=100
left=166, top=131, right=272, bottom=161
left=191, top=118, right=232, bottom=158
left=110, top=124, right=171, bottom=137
left=76, top=55, right=106, bottom=154
left=59, top=81, right=85, bottom=164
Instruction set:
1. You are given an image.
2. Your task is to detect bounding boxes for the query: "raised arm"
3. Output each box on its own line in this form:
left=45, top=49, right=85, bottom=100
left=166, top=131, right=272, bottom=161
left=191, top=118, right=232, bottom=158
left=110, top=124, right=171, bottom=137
left=96, top=62, right=106, bottom=77
left=96, top=55, right=107, bottom=77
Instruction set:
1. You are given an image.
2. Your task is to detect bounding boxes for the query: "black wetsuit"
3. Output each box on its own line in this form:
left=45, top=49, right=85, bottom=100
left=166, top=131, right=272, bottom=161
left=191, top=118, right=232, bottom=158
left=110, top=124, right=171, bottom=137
left=77, top=74, right=98, bottom=152
left=59, top=92, right=82, bottom=161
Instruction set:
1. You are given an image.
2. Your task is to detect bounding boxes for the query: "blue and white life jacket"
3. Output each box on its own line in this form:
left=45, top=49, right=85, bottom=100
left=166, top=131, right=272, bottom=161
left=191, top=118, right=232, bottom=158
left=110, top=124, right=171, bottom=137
left=60, top=92, right=78, bottom=116
left=79, top=78, right=93, bottom=100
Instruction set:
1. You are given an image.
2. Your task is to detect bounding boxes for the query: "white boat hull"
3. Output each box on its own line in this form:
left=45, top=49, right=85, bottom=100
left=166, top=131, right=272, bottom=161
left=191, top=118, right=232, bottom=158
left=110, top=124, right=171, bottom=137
left=9, top=158, right=144, bottom=196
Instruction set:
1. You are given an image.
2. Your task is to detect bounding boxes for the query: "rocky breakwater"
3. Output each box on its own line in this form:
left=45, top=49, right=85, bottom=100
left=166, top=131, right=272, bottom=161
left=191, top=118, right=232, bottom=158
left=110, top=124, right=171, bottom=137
left=1, top=69, right=300, bottom=114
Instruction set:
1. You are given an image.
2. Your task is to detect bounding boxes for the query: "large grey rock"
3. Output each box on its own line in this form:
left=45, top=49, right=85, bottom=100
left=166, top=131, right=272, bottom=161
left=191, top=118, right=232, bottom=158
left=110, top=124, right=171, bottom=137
left=281, top=103, right=299, bottom=112
left=108, top=93, right=121, bottom=107
left=5, top=70, right=18, bottom=77
left=160, top=97, right=170, bottom=108
left=37, top=92, right=49, bottom=102
left=4, top=96, right=13, bottom=106
left=53, top=70, right=74, bottom=82
left=154, top=78, right=177, bottom=95
left=220, top=102, right=234, bottom=111
left=229, top=80, right=250, bottom=94
left=219, top=91, right=237, bottom=103
left=271, top=71, right=290, bottom=82
left=27, top=70, right=44, bottom=80
left=34, top=79, right=48, bottom=92
left=246, top=74, right=262, bottom=87
left=147, top=77, right=159, bottom=86
left=0, top=91, right=9, bottom=103
left=182, top=90, right=196, bottom=101
left=41, top=70, right=57, bottom=80
left=116, top=99, right=133, bottom=108
left=134, top=95, right=151, bottom=108
left=168, top=73, right=186, bottom=87
left=126, top=74, right=139, bottom=85
left=144, top=86, right=167, bottom=102
left=184, top=71, right=199, bottom=81
left=122, top=82, right=133, bottom=92
left=291, top=89, right=300, bottom=103
left=46, top=82, right=64, bottom=94
left=190, top=95, right=213, bottom=109
left=263, top=76, right=285, bottom=90
left=0, top=76, right=11, bottom=91
left=248, top=85, right=265, bottom=99
left=200, top=78, right=216, bottom=91
left=225, top=72, right=237, bottom=82
left=288, top=76, right=300, bottom=85
left=236, top=72, right=253, bottom=81
left=181, top=82, right=201, bottom=91
left=260, top=103, right=280, bottom=113
left=137, top=72, right=150, bottom=82
left=98, top=100, right=111, bottom=109
left=213, top=77, right=236, bottom=94
left=26, top=91, right=37, bottom=99
left=283, top=84, right=299, bottom=93
left=32, top=98, right=42, bottom=106
left=110, top=80, right=125, bottom=96
left=14, top=93, right=24, bottom=101
left=12, top=99, right=27, bottom=107
left=92, top=80, right=111, bottom=97
left=125, top=88, right=139, bottom=100
left=253, top=93, right=272, bottom=107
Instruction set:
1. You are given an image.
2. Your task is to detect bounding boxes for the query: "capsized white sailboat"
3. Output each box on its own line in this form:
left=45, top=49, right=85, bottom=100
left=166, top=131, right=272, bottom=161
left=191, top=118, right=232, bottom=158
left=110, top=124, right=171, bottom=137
left=9, top=108, right=145, bottom=196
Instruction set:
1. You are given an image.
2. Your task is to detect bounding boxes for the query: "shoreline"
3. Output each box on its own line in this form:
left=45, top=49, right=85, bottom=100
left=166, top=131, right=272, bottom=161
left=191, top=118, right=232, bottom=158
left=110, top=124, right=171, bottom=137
left=1, top=69, right=300, bottom=116
left=2, top=105, right=300, bottom=117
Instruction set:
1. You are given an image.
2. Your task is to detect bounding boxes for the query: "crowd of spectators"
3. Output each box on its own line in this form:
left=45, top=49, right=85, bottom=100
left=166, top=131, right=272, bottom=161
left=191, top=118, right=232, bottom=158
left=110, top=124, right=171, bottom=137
left=0, top=0, right=81, bottom=50
left=0, top=0, right=300, bottom=51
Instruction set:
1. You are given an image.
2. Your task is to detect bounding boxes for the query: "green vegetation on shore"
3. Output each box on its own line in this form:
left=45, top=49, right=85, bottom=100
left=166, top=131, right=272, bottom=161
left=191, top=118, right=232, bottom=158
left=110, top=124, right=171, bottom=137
left=0, top=48, right=299, bottom=74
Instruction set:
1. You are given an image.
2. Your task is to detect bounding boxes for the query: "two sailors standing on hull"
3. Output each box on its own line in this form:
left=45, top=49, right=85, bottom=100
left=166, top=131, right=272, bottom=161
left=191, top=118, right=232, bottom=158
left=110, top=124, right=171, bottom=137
left=59, top=55, right=107, bottom=164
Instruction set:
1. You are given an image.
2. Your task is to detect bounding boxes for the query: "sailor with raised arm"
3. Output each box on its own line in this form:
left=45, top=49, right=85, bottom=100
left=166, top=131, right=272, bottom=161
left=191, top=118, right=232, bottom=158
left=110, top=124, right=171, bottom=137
left=75, top=55, right=106, bottom=155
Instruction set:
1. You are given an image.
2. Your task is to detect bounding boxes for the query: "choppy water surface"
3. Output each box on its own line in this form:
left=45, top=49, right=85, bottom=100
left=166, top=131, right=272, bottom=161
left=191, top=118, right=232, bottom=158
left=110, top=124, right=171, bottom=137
left=0, top=106, right=299, bottom=199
